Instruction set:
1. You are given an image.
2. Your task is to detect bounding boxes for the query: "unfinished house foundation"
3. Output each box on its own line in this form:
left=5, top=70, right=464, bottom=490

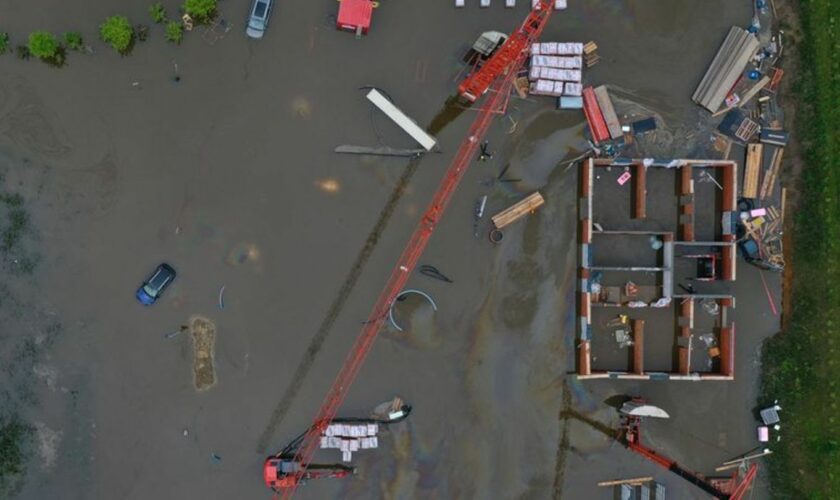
left=577, top=158, right=738, bottom=381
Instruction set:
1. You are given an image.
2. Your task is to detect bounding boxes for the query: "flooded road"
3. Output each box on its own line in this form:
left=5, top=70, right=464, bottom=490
left=0, top=0, right=778, bottom=498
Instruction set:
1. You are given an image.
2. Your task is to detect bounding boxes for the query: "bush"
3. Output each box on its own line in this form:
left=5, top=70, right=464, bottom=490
left=149, top=3, right=167, bottom=24
left=63, top=32, right=84, bottom=51
left=15, top=45, right=29, bottom=60
left=99, top=16, right=134, bottom=54
left=27, top=31, right=59, bottom=60
left=165, top=21, right=183, bottom=44
left=0, top=33, right=9, bottom=55
left=183, top=0, right=217, bottom=23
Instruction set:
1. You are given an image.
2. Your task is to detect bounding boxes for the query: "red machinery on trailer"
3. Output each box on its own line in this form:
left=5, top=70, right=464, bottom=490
left=267, top=2, right=556, bottom=498
left=621, top=401, right=758, bottom=500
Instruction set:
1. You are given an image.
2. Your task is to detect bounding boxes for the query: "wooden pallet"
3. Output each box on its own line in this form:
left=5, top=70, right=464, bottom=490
left=491, top=192, right=545, bottom=229
left=759, top=147, right=784, bottom=199
left=735, top=117, right=760, bottom=142
left=742, top=143, right=763, bottom=198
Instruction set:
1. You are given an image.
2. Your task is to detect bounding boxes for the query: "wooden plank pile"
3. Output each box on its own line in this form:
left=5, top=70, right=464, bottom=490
left=692, top=26, right=760, bottom=112
left=491, top=192, right=545, bottom=229
left=742, top=143, right=763, bottom=198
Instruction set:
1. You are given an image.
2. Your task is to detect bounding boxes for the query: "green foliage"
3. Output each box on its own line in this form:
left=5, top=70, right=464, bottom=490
left=99, top=16, right=134, bottom=54
left=760, top=0, right=840, bottom=498
left=165, top=21, right=183, bottom=44
left=183, top=0, right=217, bottom=23
left=63, top=32, right=84, bottom=51
left=149, top=3, right=167, bottom=24
left=0, top=33, right=9, bottom=55
left=0, top=416, right=32, bottom=495
left=26, top=31, right=59, bottom=60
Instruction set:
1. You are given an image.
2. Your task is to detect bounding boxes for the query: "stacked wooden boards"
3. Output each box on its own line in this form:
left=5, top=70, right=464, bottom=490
left=742, top=143, right=763, bottom=198
left=692, top=26, right=760, bottom=112
left=492, top=192, right=545, bottom=229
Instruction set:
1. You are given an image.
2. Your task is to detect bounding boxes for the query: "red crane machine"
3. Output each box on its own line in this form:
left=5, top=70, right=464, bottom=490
left=621, top=401, right=758, bottom=500
left=265, top=2, right=555, bottom=497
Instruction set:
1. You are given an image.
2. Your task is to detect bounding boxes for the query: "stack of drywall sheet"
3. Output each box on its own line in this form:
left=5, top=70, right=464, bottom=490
left=532, top=42, right=583, bottom=55
left=692, top=26, right=760, bottom=112
left=531, top=55, right=582, bottom=68
left=530, top=80, right=564, bottom=97
left=531, top=0, right=568, bottom=9
left=530, top=81, right=581, bottom=97
left=529, top=67, right=582, bottom=82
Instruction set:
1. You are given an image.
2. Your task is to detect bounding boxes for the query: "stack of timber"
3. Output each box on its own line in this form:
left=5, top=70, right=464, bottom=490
left=492, top=192, right=545, bottom=229
left=583, top=41, right=599, bottom=67
left=692, top=26, right=760, bottom=112
left=759, top=147, right=784, bottom=199
left=593, top=86, right=623, bottom=139
left=742, top=143, right=763, bottom=199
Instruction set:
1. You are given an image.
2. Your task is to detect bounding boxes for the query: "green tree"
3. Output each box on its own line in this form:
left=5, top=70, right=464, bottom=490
left=149, top=3, right=167, bottom=24
left=27, top=31, right=59, bottom=60
left=0, top=33, right=9, bottom=55
left=183, top=0, right=217, bottom=23
left=99, top=16, right=134, bottom=54
left=165, top=21, right=183, bottom=44
left=63, top=32, right=84, bottom=51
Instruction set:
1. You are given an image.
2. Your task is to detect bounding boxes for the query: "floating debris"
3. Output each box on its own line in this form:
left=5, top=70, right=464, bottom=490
left=190, top=315, right=217, bottom=391
left=315, top=178, right=341, bottom=194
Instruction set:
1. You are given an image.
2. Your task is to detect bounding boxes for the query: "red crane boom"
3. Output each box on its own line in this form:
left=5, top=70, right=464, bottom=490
left=458, top=2, right=551, bottom=102
left=277, top=3, right=554, bottom=497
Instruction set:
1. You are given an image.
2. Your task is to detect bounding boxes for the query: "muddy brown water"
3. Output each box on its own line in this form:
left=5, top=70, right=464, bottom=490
left=0, top=0, right=780, bottom=498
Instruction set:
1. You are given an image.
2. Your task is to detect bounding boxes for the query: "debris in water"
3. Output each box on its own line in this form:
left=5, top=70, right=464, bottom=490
left=419, top=265, right=453, bottom=283
left=210, top=453, right=222, bottom=463
left=388, top=289, right=438, bottom=332
left=164, top=325, right=189, bottom=340
left=190, top=315, right=217, bottom=391
left=473, top=195, right=487, bottom=237
left=315, top=178, right=341, bottom=194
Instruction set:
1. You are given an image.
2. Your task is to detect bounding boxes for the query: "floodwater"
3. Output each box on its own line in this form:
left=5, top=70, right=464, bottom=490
left=0, top=0, right=780, bottom=498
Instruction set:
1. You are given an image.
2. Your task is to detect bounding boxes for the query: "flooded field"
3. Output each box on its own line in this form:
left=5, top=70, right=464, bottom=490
left=0, top=0, right=780, bottom=498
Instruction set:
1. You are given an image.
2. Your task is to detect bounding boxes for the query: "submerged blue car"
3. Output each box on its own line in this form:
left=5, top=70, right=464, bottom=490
left=136, top=263, right=177, bottom=305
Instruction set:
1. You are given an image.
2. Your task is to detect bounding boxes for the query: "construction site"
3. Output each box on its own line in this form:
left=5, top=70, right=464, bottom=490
left=0, top=0, right=795, bottom=499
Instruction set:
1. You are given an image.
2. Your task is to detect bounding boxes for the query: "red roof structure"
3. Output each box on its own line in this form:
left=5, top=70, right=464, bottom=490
left=337, top=0, right=374, bottom=35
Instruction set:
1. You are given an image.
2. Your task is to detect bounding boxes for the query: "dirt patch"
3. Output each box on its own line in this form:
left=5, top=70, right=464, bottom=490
left=189, top=315, right=217, bottom=392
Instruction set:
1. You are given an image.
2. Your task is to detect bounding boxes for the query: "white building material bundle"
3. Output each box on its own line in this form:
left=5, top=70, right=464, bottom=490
left=692, top=26, right=760, bottom=112
left=531, top=55, right=582, bottom=69
left=531, top=42, right=583, bottom=55
left=564, top=82, right=582, bottom=96
left=532, top=0, right=568, bottom=9
left=530, top=67, right=582, bottom=82
left=366, top=89, right=437, bottom=151
left=530, top=79, right=561, bottom=96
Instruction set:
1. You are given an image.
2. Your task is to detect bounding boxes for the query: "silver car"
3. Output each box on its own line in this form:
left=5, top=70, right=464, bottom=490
left=246, top=0, right=273, bottom=39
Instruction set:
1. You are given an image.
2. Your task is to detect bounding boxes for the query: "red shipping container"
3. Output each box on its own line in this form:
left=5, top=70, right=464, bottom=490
left=582, top=87, right=610, bottom=144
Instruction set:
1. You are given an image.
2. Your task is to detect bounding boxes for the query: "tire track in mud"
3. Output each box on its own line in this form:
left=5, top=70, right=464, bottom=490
left=256, top=98, right=465, bottom=453
left=552, top=381, right=572, bottom=499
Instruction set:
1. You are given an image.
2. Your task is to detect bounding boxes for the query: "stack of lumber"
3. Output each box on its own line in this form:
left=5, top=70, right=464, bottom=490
left=492, top=192, right=545, bottom=229
left=692, top=26, right=760, bottom=112
left=742, top=143, right=763, bottom=198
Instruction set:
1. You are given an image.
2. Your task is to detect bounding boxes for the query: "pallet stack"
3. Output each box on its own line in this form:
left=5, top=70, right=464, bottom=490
left=528, top=42, right=584, bottom=98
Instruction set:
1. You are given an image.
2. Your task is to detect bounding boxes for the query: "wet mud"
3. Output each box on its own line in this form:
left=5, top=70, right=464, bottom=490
left=0, top=0, right=780, bottom=498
